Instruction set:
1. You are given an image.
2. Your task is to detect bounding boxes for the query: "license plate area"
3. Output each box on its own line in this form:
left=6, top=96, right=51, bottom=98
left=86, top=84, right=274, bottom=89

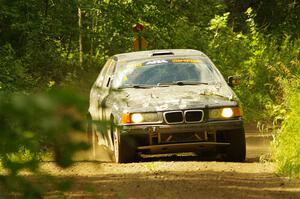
left=160, top=131, right=206, bottom=144
left=148, top=129, right=207, bottom=145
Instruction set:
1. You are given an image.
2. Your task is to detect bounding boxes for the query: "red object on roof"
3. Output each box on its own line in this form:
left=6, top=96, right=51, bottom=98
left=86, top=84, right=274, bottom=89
left=133, top=23, right=144, bottom=32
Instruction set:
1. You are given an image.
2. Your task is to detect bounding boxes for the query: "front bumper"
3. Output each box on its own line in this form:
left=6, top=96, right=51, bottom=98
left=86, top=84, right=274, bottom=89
left=120, top=119, right=244, bottom=154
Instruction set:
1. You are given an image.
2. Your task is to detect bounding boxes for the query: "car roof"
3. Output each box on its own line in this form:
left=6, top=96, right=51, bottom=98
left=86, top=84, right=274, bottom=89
left=112, top=49, right=205, bottom=62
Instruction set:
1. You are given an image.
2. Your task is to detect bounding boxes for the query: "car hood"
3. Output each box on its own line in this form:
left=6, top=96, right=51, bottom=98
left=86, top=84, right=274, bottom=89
left=109, top=84, right=238, bottom=113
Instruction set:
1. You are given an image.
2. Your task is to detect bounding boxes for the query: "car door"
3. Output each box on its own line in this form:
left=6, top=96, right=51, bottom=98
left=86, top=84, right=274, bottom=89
left=88, top=58, right=114, bottom=121
left=100, top=59, right=118, bottom=150
left=91, top=58, right=116, bottom=150
left=100, top=59, right=117, bottom=121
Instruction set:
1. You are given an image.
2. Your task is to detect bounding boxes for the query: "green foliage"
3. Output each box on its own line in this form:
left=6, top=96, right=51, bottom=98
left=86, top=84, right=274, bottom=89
left=0, top=0, right=80, bottom=91
left=206, top=8, right=300, bottom=121
left=273, top=79, right=300, bottom=178
left=224, top=0, right=300, bottom=38
left=0, top=44, right=35, bottom=92
left=0, top=89, right=89, bottom=198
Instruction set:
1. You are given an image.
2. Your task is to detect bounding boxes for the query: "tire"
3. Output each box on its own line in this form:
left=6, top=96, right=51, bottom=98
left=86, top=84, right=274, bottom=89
left=112, top=126, right=137, bottom=163
left=223, top=129, right=246, bottom=162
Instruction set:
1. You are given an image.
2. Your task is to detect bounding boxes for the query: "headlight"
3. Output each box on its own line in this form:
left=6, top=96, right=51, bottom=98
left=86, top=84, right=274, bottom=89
left=131, top=113, right=144, bottom=123
left=121, top=112, right=160, bottom=124
left=222, top=108, right=233, bottom=118
left=209, top=107, right=242, bottom=119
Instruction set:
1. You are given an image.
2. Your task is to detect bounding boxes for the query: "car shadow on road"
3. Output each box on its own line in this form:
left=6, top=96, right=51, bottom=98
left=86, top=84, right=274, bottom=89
left=72, top=149, right=266, bottom=164
left=139, top=153, right=225, bottom=162
left=138, top=151, right=262, bottom=163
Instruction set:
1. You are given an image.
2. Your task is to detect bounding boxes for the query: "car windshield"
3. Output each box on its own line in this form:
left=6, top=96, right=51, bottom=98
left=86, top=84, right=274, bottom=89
left=112, top=58, right=222, bottom=88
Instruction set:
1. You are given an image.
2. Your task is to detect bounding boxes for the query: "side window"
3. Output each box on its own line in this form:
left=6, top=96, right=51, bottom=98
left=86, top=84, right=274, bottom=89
left=95, top=59, right=113, bottom=88
left=103, top=60, right=116, bottom=88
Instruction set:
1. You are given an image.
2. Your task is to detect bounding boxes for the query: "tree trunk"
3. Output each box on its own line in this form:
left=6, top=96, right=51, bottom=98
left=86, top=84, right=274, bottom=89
left=78, top=7, right=83, bottom=66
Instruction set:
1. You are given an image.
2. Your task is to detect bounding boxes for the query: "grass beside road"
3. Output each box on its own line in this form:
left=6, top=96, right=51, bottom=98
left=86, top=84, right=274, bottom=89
left=273, top=86, right=300, bottom=179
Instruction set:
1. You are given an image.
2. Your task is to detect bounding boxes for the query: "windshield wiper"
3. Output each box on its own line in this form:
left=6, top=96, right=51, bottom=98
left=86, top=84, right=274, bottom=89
left=175, top=81, right=208, bottom=85
left=122, top=81, right=208, bottom=88
left=157, top=81, right=208, bottom=86
left=121, top=84, right=154, bottom=89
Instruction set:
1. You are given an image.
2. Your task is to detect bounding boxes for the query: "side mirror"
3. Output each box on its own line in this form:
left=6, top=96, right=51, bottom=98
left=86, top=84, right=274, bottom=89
left=228, top=76, right=241, bottom=87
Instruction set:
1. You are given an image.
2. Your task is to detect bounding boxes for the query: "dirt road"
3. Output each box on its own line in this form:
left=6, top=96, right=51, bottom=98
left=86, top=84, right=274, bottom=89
left=42, top=124, right=300, bottom=199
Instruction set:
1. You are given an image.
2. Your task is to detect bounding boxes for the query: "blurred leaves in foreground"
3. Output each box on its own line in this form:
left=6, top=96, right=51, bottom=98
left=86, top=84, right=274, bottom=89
left=0, top=89, right=89, bottom=198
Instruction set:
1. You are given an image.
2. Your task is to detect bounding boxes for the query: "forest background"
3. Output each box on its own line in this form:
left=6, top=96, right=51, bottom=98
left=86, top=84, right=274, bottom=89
left=0, top=0, right=299, bottom=197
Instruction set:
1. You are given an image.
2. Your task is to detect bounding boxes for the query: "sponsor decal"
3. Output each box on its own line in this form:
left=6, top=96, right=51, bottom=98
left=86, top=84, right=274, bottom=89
left=145, top=60, right=169, bottom=65
left=172, top=59, right=201, bottom=63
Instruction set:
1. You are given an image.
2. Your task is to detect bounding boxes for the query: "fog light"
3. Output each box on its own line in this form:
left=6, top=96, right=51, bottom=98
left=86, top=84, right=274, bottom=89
left=131, top=113, right=144, bottom=123
left=222, top=108, right=233, bottom=118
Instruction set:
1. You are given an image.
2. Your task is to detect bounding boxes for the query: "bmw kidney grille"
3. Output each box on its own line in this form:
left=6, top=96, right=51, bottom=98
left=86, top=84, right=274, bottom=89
left=164, top=110, right=204, bottom=124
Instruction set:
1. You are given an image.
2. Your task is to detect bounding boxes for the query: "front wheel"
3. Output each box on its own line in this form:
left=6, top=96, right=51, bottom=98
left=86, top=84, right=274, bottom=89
left=222, top=129, right=246, bottom=162
left=113, top=127, right=137, bottom=163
